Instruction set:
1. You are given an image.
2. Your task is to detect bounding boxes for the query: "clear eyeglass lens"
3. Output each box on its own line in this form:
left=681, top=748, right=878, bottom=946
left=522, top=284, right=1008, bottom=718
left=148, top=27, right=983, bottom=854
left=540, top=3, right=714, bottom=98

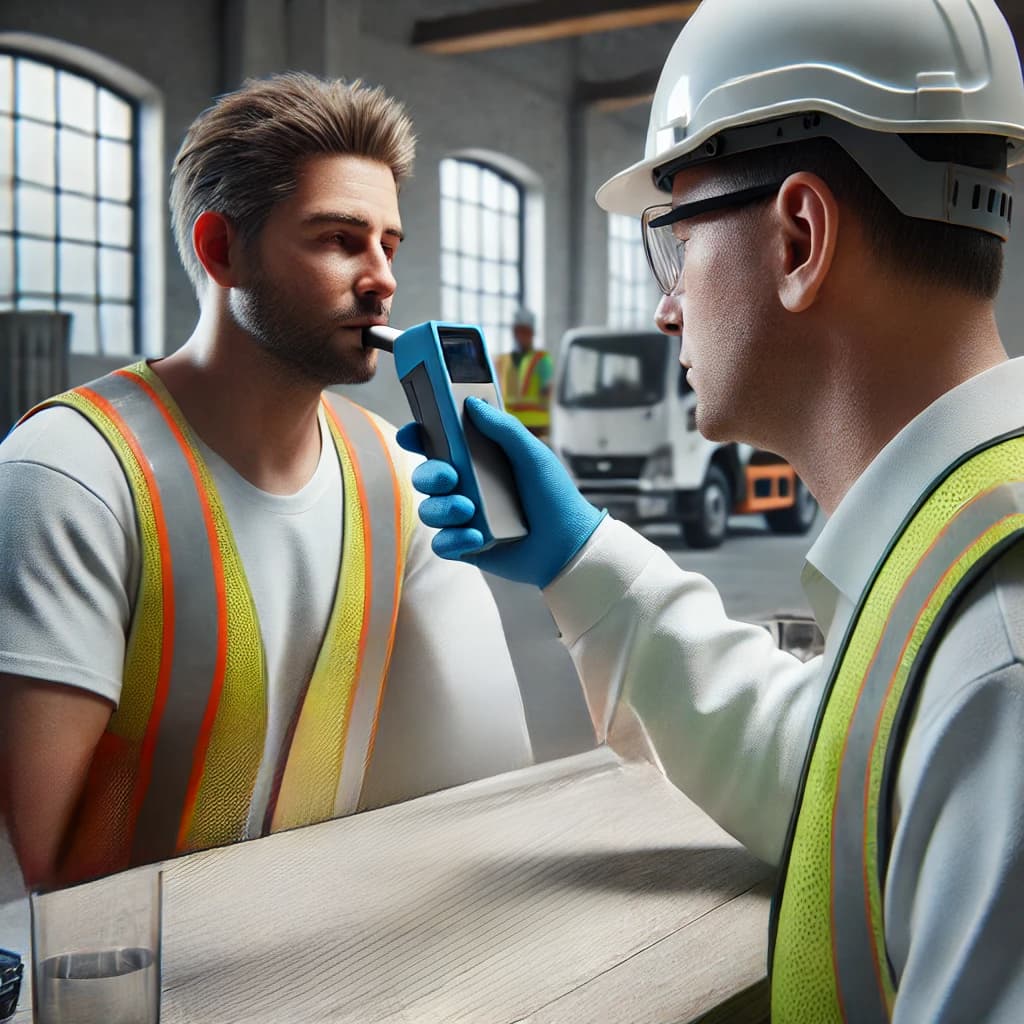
left=642, top=206, right=685, bottom=295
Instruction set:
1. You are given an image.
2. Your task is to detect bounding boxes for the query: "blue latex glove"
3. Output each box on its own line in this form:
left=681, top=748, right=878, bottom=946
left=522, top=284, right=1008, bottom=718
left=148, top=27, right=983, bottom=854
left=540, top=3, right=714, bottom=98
left=396, top=397, right=606, bottom=588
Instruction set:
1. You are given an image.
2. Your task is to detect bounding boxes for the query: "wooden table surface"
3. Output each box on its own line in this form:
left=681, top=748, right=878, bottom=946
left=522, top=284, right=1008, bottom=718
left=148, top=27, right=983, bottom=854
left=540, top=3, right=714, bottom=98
left=13, top=748, right=774, bottom=1023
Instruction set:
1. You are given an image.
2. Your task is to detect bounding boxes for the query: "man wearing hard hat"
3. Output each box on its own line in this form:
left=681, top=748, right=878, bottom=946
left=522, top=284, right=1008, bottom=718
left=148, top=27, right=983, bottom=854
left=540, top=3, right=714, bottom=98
left=495, top=307, right=553, bottom=442
left=399, top=0, right=1024, bottom=1020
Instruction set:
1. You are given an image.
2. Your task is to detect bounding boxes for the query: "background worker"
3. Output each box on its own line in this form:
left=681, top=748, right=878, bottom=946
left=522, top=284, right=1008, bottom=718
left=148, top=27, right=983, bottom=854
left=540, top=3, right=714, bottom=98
left=495, top=307, right=553, bottom=441
left=0, top=73, right=531, bottom=891
left=398, top=0, right=1024, bottom=1020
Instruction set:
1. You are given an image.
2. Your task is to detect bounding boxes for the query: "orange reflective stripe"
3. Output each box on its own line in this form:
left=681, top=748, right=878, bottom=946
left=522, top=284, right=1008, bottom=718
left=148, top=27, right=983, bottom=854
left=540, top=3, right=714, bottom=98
left=354, top=406, right=407, bottom=769
left=506, top=402, right=548, bottom=413
left=127, top=365, right=266, bottom=854
left=75, top=384, right=177, bottom=840
left=269, top=401, right=374, bottom=830
left=107, top=369, right=231, bottom=854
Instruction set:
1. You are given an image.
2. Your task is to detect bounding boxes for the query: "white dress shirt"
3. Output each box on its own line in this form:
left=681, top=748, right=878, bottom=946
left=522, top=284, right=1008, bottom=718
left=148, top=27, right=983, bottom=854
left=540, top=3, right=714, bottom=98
left=544, top=357, right=1024, bottom=1022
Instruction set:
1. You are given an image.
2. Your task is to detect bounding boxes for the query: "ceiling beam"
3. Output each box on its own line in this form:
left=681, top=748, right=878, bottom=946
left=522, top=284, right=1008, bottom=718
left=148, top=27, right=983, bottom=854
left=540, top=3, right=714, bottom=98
left=576, top=69, right=660, bottom=111
left=412, top=0, right=698, bottom=55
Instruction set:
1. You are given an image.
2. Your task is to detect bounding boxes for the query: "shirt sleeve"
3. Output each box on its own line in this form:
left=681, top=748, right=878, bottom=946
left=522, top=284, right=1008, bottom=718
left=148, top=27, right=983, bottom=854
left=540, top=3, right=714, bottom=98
left=0, top=459, right=132, bottom=704
left=543, top=517, right=825, bottom=865
left=357, top=430, right=534, bottom=810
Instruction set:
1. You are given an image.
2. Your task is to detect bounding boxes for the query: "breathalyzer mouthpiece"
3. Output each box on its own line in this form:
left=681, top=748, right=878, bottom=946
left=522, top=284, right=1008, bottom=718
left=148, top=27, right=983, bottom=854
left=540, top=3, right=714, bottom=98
left=362, top=325, right=402, bottom=353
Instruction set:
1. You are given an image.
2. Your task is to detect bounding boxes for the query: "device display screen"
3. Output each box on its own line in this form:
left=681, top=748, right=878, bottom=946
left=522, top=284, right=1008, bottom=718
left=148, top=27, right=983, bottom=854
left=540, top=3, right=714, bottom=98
left=439, top=328, right=492, bottom=383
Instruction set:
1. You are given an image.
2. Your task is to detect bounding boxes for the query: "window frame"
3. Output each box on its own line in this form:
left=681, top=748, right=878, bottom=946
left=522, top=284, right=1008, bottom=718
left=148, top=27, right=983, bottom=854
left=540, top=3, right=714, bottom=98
left=607, top=211, right=658, bottom=330
left=0, top=43, right=152, bottom=357
left=439, top=156, right=527, bottom=357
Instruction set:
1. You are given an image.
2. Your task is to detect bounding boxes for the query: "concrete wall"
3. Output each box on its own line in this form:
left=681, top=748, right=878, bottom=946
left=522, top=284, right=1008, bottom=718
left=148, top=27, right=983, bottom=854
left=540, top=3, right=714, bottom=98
left=4, top=0, right=1024, bottom=398
left=4, top=0, right=649, bottom=420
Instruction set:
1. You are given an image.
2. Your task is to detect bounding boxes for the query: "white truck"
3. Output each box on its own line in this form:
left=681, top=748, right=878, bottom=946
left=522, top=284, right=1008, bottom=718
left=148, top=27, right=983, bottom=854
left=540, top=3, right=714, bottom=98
left=550, top=327, right=818, bottom=548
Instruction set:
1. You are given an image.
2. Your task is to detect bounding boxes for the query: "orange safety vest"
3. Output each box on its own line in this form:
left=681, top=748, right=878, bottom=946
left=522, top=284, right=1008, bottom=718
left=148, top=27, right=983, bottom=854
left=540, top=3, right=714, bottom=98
left=496, top=350, right=552, bottom=432
left=18, top=362, right=413, bottom=885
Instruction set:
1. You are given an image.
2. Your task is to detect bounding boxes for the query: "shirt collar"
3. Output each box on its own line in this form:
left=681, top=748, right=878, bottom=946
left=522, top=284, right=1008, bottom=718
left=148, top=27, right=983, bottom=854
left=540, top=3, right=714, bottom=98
left=803, top=357, right=1024, bottom=634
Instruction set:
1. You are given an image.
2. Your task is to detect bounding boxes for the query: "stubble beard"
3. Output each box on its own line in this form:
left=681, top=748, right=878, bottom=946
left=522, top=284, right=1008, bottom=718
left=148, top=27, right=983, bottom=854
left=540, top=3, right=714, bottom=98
left=231, top=269, right=387, bottom=388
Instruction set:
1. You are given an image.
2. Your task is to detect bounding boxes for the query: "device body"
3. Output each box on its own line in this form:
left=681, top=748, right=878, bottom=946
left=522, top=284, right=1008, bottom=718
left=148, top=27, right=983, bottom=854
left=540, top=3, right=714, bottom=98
left=366, top=321, right=528, bottom=549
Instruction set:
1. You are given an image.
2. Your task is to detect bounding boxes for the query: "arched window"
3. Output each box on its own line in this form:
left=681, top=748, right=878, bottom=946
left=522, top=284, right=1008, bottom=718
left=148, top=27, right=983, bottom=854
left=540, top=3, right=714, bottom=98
left=0, top=49, right=142, bottom=355
left=607, top=212, right=657, bottom=329
left=440, top=157, right=524, bottom=356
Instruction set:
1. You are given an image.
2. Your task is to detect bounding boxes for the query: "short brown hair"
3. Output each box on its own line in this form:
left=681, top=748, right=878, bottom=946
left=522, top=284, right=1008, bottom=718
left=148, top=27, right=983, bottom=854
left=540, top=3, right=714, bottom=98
left=170, top=73, right=416, bottom=295
left=711, top=135, right=1005, bottom=300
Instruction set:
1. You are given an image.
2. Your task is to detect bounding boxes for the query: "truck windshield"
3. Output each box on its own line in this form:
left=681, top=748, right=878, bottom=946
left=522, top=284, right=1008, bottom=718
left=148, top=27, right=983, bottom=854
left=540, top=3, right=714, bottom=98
left=558, top=334, right=669, bottom=409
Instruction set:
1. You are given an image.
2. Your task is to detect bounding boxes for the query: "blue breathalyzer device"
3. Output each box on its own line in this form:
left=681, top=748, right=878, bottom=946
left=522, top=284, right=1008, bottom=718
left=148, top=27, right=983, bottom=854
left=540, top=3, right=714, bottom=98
left=363, top=322, right=528, bottom=549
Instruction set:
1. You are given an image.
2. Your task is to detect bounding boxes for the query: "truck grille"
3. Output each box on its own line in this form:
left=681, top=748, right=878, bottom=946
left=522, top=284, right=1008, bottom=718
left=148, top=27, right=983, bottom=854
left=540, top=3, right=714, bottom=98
left=568, top=455, right=646, bottom=480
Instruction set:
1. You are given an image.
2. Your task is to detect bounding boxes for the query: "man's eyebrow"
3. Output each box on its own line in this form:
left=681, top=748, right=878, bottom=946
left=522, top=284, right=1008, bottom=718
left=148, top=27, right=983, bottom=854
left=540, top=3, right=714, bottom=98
left=303, top=211, right=404, bottom=241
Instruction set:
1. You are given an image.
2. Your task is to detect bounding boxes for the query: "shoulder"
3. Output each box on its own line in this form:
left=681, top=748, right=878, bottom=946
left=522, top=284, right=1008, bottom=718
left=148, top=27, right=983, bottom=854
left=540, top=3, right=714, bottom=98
left=1, top=405, right=133, bottom=524
left=894, top=535, right=1024, bottom=811
left=321, top=392, right=403, bottom=454
left=917, top=536, right=1024, bottom=720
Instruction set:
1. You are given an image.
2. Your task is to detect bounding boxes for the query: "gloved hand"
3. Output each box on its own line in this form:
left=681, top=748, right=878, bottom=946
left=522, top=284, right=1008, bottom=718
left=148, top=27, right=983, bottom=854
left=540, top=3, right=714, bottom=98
left=396, top=397, right=606, bottom=588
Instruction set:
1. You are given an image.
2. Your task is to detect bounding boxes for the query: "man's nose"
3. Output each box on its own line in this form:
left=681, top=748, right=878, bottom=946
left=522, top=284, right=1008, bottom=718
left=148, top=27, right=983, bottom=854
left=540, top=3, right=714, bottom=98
left=655, top=291, right=682, bottom=336
left=356, top=246, right=397, bottom=300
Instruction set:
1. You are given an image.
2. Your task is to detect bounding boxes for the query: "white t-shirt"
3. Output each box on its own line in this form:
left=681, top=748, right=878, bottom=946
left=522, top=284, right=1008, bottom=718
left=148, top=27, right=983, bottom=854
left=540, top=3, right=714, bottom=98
left=0, top=401, right=533, bottom=835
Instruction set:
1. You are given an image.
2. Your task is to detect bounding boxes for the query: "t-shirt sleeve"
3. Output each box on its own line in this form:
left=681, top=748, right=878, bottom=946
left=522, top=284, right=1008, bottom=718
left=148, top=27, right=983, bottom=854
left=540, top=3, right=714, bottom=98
left=0, top=459, right=132, bottom=705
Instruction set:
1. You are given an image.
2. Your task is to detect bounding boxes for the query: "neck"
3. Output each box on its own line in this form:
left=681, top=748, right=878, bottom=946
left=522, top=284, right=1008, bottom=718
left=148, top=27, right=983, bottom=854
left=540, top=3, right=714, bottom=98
left=771, top=290, right=1007, bottom=516
left=151, top=302, right=325, bottom=495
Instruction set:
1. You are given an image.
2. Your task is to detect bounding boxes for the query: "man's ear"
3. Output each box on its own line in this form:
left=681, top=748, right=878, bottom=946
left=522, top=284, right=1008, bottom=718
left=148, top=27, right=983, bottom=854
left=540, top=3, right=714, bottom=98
left=192, top=211, right=248, bottom=289
left=774, top=172, right=839, bottom=313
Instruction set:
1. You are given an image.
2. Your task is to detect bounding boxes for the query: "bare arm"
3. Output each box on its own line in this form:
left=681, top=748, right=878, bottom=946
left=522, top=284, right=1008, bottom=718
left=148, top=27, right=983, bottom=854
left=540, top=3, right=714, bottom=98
left=0, top=674, right=112, bottom=889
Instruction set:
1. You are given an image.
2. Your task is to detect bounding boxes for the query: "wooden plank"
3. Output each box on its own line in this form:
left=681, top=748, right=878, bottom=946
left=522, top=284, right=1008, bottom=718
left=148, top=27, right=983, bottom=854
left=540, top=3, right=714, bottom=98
left=516, top=881, right=772, bottom=1024
left=156, top=750, right=772, bottom=1023
left=411, top=1, right=698, bottom=55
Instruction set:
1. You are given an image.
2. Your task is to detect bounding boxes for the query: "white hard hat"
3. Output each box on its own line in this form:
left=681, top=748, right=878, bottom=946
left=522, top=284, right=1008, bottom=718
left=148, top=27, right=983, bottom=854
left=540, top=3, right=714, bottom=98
left=512, top=307, right=536, bottom=329
left=597, top=0, right=1024, bottom=239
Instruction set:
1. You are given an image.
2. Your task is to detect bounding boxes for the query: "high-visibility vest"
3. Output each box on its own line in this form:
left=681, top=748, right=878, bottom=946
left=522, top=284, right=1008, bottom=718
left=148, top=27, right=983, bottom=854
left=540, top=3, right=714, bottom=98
left=18, top=362, right=413, bottom=885
left=770, top=431, right=1024, bottom=1022
left=496, top=350, right=552, bottom=431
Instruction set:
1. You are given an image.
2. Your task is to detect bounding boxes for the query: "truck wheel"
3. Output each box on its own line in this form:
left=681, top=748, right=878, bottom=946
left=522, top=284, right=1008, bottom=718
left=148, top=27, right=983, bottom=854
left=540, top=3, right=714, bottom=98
left=682, top=465, right=730, bottom=549
left=765, top=476, right=818, bottom=535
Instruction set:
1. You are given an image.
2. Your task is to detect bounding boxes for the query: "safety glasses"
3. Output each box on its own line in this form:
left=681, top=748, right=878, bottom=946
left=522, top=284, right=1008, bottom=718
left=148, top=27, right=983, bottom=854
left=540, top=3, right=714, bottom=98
left=641, top=182, right=785, bottom=295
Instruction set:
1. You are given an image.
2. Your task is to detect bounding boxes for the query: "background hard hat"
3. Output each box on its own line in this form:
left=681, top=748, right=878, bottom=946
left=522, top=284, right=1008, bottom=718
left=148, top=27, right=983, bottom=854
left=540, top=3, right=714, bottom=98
left=512, top=307, right=536, bottom=330
left=597, top=0, right=1024, bottom=215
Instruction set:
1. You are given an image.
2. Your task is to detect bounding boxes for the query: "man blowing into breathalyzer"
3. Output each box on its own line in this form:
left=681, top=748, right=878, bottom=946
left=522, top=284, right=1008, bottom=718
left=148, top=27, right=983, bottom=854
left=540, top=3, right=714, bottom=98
left=0, top=73, right=532, bottom=890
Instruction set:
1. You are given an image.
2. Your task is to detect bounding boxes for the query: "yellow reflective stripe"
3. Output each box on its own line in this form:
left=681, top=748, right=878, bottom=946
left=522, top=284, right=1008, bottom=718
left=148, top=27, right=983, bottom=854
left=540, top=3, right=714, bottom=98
left=507, top=406, right=551, bottom=428
left=331, top=402, right=408, bottom=814
left=124, top=364, right=267, bottom=852
left=270, top=405, right=370, bottom=832
left=772, top=434, right=1024, bottom=1024
left=43, top=385, right=167, bottom=749
left=22, top=381, right=171, bottom=882
left=863, top=510, right=1024, bottom=1011
left=519, top=351, right=546, bottom=398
